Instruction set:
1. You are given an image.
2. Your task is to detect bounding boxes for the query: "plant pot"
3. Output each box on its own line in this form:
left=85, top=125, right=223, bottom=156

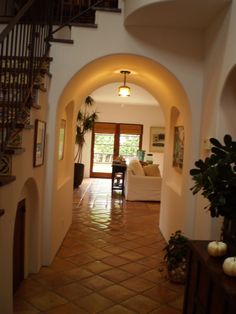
left=74, top=163, right=84, bottom=188
left=168, top=260, right=187, bottom=284
left=222, top=217, right=236, bottom=255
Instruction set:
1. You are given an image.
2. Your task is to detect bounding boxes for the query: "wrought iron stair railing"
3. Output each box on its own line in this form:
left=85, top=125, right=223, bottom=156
left=0, top=0, right=120, bottom=183
left=0, top=0, right=53, bottom=158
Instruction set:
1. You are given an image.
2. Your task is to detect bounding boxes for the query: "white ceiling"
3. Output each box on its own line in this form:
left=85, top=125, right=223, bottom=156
left=91, top=1, right=231, bottom=107
left=125, top=0, right=231, bottom=29
left=91, top=83, right=159, bottom=106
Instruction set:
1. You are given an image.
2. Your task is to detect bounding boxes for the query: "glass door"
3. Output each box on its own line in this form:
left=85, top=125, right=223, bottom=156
left=92, top=133, right=115, bottom=177
left=90, top=123, right=116, bottom=178
left=119, top=134, right=141, bottom=164
left=90, top=123, right=143, bottom=178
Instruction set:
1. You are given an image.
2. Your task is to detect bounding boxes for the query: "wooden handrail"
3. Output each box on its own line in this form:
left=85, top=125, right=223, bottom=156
left=50, top=0, right=103, bottom=36
left=0, top=0, right=35, bottom=43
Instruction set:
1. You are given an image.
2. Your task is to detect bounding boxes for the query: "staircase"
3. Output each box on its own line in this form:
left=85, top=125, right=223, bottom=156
left=0, top=0, right=120, bottom=188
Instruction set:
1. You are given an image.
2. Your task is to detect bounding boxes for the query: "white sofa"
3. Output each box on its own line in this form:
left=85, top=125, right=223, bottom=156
left=124, top=159, right=162, bottom=201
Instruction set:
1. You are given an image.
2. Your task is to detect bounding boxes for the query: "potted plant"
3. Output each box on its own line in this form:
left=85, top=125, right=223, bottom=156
left=74, top=96, right=98, bottom=188
left=190, top=134, right=236, bottom=252
left=163, top=230, right=189, bottom=284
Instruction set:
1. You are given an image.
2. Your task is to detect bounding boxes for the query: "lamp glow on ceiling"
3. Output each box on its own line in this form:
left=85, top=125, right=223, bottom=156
left=118, top=70, right=131, bottom=97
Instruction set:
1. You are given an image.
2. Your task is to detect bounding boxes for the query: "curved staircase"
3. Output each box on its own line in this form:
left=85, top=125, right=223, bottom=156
left=0, top=0, right=121, bottom=190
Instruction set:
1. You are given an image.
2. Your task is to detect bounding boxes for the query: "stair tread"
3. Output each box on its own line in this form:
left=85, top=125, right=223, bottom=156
left=0, top=82, right=44, bottom=88
left=50, top=38, right=74, bottom=44
left=70, top=22, right=98, bottom=28
left=0, top=123, right=25, bottom=128
left=4, top=147, right=25, bottom=155
left=93, top=7, right=121, bottom=13
left=0, top=175, right=16, bottom=186
left=1, top=56, right=53, bottom=61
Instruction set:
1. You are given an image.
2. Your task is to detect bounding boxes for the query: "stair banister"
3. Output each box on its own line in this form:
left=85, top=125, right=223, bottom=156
left=0, top=0, right=35, bottom=43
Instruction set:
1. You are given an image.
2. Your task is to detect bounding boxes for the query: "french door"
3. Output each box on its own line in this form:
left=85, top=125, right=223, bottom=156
left=90, top=122, right=143, bottom=178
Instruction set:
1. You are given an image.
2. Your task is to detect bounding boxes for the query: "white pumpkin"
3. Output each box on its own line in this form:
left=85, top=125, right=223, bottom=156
left=207, top=241, right=227, bottom=257
left=223, top=257, right=236, bottom=277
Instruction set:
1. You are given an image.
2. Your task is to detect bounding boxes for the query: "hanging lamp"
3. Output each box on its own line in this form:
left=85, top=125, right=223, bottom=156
left=118, top=70, right=131, bottom=97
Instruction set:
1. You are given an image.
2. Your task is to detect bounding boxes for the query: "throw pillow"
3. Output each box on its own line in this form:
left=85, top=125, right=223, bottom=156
left=143, top=164, right=161, bottom=177
left=128, top=159, right=145, bottom=176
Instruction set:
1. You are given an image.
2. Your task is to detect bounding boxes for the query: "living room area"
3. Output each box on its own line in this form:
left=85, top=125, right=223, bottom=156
left=80, top=82, right=165, bottom=184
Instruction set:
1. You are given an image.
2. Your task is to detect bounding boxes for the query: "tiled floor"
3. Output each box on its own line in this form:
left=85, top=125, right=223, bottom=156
left=14, top=179, right=185, bottom=313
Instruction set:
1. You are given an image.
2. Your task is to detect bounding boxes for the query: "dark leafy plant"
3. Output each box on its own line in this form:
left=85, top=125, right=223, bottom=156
left=75, top=96, right=98, bottom=163
left=190, top=134, right=236, bottom=219
left=163, top=230, right=188, bottom=271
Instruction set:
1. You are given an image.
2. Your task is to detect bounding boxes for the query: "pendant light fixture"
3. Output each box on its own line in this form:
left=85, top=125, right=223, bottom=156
left=118, top=70, right=131, bottom=97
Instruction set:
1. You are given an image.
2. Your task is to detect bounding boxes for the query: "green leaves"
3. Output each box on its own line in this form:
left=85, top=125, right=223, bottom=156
left=75, top=96, right=98, bottom=162
left=210, top=137, right=223, bottom=148
left=163, top=230, right=188, bottom=270
left=189, top=134, right=236, bottom=219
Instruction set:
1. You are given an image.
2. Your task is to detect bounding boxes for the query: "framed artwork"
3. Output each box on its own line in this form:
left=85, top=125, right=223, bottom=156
left=33, top=119, right=46, bottom=167
left=173, top=126, right=184, bottom=170
left=58, top=119, right=66, bottom=160
left=149, top=127, right=165, bottom=152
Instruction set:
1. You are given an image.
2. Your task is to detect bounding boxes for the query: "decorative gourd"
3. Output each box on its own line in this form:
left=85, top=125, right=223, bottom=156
left=207, top=241, right=227, bottom=257
left=223, top=257, right=236, bottom=277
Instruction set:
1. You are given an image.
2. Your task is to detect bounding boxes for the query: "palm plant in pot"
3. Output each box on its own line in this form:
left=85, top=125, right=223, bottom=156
left=190, top=134, right=236, bottom=253
left=74, top=96, right=98, bottom=188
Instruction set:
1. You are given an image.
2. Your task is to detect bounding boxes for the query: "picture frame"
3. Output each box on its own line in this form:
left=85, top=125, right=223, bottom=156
left=33, top=119, right=46, bottom=167
left=173, top=125, right=184, bottom=170
left=58, top=119, right=66, bottom=160
left=149, top=127, right=165, bottom=152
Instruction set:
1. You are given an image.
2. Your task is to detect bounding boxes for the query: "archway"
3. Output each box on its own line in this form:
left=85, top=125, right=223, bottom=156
left=22, top=178, right=40, bottom=275
left=44, top=53, right=194, bottom=263
left=219, top=65, right=236, bottom=140
left=59, top=53, right=192, bottom=231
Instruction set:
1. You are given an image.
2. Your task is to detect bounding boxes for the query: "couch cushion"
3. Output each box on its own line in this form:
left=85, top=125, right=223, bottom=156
left=128, top=159, right=145, bottom=176
left=143, top=164, right=161, bottom=177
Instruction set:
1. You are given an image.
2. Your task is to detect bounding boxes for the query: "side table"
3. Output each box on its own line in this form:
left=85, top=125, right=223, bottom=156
left=111, top=163, right=127, bottom=195
left=184, top=240, right=236, bottom=313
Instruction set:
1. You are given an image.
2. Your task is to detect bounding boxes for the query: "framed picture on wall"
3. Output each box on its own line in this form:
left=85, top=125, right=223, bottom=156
left=149, top=127, right=165, bottom=152
left=58, top=119, right=66, bottom=160
left=33, top=119, right=46, bottom=167
left=173, top=125, right=184, bottom=170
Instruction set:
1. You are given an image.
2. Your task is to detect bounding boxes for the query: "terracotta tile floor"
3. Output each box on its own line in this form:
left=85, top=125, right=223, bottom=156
left=14, top=179, right=185, bottom=313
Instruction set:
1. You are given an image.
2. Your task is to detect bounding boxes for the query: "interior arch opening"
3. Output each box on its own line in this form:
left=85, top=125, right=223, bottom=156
left=52, top=53, right=193, bottom=248
left=78, top=82, right=166, bottom=179
left=13, top=178, right=40, bottom=293
left=219, top=65, right=236, bottom=140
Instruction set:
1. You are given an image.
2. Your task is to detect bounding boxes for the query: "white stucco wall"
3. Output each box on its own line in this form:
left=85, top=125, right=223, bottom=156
left=193, top=1, right=236, bottom=240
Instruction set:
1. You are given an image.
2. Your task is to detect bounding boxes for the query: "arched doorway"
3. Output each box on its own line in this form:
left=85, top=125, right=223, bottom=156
left=219, top=65, right=236, bottom=140
left=13, top=178, right=40, bottom=293
left=44, top=53, right=195, bottom=264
